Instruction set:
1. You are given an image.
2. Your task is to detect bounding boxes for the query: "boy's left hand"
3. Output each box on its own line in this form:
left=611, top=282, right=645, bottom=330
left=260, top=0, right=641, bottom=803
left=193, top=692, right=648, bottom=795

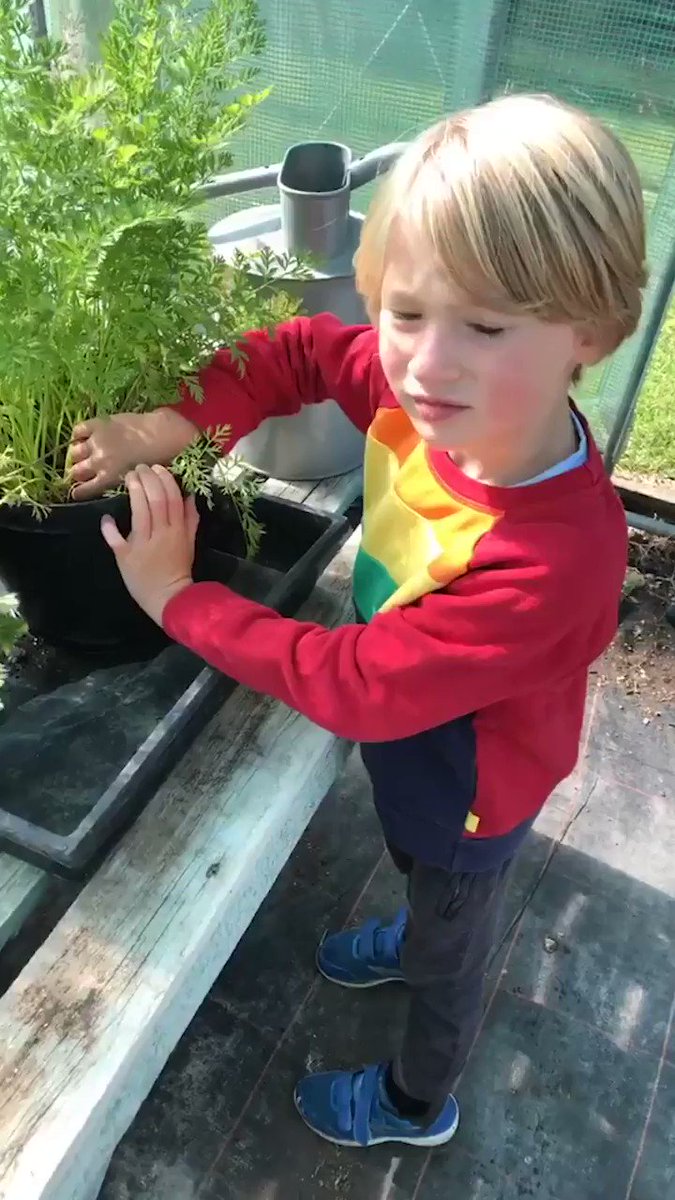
left=101, top=464, right=198, bottom=626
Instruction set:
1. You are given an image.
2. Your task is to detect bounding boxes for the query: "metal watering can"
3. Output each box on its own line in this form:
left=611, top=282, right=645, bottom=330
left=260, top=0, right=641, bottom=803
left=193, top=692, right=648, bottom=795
left=198, top=140, right=405, bottom=480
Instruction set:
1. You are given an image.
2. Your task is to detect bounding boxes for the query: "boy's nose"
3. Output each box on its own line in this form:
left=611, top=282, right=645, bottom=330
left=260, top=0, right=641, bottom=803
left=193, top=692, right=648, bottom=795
left=408, top=350, right=462, bottom=392
left=408, top=327, right=462, bottom=389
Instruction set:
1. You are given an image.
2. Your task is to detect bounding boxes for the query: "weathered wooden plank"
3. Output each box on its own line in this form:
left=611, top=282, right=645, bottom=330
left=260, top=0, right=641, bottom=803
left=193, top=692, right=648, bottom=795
left=305, top=470, right=363, bottom=515
left=216, top=459, right=362, bottom=516
left=0, top=857, right=49, bottom=954
left=0, top=572, right=50, bottom=947
left=259, top=475, right=312, bottom=504
left=0, top=530, right=360, bottom=1200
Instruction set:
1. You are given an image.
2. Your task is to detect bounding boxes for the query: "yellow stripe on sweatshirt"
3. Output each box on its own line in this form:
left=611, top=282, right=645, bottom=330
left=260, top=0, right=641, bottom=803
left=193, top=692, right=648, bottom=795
left=368, top=406, right=420, bottom=467
left=361, top=432, right=501, bottom=612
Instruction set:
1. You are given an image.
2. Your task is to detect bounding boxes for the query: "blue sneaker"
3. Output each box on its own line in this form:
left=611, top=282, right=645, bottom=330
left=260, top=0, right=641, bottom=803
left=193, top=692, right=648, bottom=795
left=294, top=1062, right=460, bottom=1148
left=316, top=908, right=407, bottom=987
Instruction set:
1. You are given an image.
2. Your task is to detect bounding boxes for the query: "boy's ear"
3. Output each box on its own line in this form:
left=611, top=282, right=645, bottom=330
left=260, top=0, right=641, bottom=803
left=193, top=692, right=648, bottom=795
left=574, top=322, right=618, bottom=367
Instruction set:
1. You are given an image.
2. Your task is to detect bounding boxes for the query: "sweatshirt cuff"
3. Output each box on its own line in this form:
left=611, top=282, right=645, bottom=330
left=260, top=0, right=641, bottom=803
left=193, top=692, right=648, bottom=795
left=162, top=580, right=236, bottom=643
left=170, top=382, right=206, bottom=428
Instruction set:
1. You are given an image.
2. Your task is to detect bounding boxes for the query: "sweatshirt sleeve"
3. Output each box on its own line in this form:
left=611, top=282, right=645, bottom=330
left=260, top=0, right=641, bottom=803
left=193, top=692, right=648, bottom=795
left=162, top=543, right=605, bottom=742
left=172, top=313, right=379, bottom=448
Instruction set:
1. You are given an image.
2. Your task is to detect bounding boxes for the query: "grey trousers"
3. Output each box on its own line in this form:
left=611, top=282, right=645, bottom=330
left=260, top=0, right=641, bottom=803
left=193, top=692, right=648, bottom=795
left=388, top=842, right=511, bottom=1111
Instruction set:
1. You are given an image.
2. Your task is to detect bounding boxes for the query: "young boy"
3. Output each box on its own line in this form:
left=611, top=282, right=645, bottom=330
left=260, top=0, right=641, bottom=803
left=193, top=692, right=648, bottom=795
left=69, top=94, right=645, bottom=1149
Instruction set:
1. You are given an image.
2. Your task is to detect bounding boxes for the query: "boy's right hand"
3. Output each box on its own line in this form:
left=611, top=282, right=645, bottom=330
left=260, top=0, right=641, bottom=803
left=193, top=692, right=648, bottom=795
left=68, top=414, right=149, bottom=500
left=68, top=409, right=199, bottom=501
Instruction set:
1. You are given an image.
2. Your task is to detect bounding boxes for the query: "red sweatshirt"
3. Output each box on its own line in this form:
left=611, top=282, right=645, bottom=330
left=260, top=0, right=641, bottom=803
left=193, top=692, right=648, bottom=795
left=163, top=314, right=628, bottom=871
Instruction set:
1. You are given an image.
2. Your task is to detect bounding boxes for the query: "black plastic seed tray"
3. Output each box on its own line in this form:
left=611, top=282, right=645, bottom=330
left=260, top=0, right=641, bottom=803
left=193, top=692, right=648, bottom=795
left=0, top=497, right=348, bottom=877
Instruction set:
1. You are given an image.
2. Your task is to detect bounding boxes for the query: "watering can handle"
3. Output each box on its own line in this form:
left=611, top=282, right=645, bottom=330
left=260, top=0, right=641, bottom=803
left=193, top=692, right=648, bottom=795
left=194, top=162, right=282, bottom=201
left=194, top=142, right=407, bottom=203
left=348, top=142, right=407, bottom=190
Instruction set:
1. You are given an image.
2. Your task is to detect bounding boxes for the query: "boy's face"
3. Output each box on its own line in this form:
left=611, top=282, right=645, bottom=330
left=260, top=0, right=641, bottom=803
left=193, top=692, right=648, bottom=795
left=378, top=223, right=604, bottom=461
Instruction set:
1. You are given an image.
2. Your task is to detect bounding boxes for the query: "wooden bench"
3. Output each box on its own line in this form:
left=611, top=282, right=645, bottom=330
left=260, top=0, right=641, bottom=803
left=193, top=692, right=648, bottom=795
left=0, top=468, right=361, bottom=1200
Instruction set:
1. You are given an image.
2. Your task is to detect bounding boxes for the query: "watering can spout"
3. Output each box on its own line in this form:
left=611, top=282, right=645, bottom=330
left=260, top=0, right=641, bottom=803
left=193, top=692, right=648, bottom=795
left=278, top=141, right=352, bottom=259
left=277, top=140, right=406, bottom=259
left=200, top=138, right=407, bottom=479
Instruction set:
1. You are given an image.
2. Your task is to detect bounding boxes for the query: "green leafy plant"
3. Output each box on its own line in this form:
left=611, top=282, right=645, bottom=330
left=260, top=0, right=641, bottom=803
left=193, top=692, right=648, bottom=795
left=0, top=0, right=303, bottom=531
left=0, top=591, right=26, bottom=706
left=173, top=425, right=266, bottom=558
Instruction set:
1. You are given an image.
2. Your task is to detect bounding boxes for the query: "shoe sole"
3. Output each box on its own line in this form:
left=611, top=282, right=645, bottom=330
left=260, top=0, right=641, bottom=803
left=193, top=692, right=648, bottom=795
left=315, top=953, right=406, bottom=989
left=315, top=943, right=406, bottom=989
left=294, top=1090, right=460, bottom=1148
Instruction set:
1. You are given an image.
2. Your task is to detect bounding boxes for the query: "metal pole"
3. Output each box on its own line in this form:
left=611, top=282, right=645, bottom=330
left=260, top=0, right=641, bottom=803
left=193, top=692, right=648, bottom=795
left=442, top=0, right=511, bottom=111
left=30, top=1, right=48, bottom=38
left=625, top=511, right=675, bottom=540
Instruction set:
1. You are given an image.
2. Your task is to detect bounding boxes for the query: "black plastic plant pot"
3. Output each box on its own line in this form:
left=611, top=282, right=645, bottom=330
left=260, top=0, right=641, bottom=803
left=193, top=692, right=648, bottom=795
left=0, top=492, right=158, bottom=651
left=0, top=495, right=349, bottom=878
left=0, top=489, right=241, bottom=652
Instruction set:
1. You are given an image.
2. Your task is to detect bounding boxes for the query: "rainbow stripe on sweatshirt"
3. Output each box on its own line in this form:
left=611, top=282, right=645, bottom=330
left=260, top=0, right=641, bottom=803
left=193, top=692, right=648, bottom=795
left=353, top=406, right=500, bottom=621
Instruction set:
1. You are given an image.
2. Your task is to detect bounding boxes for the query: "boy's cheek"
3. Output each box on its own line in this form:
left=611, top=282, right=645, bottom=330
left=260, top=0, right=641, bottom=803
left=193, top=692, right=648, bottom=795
left=482, top=357, right=542, bottom=424
left=493, top=337, right=546, bottom=386
left=378, top=339, right=405, bottom=393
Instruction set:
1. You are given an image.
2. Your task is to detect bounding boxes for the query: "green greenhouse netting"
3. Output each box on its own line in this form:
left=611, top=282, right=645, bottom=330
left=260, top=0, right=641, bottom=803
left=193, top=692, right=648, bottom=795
left=42, top=0, right=675, bottom=464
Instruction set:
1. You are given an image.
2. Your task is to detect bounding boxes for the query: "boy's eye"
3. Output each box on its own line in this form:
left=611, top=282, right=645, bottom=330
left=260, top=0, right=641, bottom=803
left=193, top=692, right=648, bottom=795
left=468, top=322, right=505, bottom=337
left=391, top=310, right=423, bottom=322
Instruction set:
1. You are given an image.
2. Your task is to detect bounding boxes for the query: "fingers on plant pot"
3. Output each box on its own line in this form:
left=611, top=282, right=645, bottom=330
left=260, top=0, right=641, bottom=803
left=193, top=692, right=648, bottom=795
left=0, top=489, right=158, bottom=650
left=101, top=465, right=199, bottom=552
left=67, top=425, right=117, bottom=501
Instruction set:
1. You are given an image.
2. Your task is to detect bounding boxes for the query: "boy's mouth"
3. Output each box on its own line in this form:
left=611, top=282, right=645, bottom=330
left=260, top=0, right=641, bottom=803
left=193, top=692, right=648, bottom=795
left=412, top=398, right=469, bottom=424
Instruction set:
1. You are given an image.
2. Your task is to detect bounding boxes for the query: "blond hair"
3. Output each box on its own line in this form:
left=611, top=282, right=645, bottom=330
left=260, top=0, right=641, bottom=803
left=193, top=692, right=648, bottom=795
left=355, top=94, right=647, bottom=350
